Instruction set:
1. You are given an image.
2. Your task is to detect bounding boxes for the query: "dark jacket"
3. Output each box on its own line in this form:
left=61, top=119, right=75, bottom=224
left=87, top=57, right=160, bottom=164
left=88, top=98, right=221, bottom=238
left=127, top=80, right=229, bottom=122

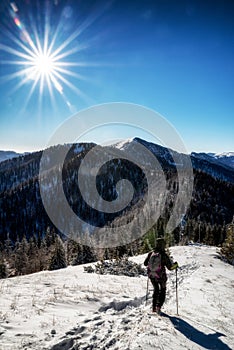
left=144, top=249, right=173, bottom=282
left=144, top=249, right=173, bottom=269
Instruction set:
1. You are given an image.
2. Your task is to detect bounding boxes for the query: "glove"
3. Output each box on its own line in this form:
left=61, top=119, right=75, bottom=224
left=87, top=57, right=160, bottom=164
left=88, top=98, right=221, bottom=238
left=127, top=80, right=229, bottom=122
left=170, top=262, right=178, bottom=270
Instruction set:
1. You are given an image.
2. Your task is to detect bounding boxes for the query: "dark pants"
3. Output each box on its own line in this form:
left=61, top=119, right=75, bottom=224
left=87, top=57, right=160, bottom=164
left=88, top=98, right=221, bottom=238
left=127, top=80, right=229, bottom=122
left=150, top=277, right=166, bottom=309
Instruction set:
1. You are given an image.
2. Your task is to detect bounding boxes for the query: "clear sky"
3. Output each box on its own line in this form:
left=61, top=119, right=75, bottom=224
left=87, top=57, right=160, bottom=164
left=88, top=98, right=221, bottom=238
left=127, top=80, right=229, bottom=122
left=0, top=0, right=233, bottom=153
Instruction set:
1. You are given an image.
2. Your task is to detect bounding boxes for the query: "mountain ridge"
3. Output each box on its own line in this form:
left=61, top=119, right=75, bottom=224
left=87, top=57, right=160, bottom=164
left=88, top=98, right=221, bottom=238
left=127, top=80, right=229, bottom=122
left=192, top=151, right=234, bottom=170
left=0, top=138, right=233, bottom=246
left=0, top=150, right=22, bottom=163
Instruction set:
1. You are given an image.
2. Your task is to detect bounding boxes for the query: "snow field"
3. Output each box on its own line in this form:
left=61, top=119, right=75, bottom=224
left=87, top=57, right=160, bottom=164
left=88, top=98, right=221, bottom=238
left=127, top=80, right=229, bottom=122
left=0, top=245, right=233, bottom=350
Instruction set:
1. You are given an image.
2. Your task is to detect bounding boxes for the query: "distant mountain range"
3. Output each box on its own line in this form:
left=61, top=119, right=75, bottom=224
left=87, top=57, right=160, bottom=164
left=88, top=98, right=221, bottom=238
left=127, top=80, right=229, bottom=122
left=0, top=150, right=22, bottom=163
left=0, top=150, right=32, bottom=163
left=0, top=138, right=233, bottom=245
left=1, top=146, right=233, bottom=171
left=191, top=151, right=234, bottom=170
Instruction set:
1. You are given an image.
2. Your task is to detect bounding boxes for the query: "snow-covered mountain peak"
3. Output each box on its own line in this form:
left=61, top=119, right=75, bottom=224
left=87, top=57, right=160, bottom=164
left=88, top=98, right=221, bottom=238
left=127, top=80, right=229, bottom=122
left=112, top=138, right=135, bottom=150
left=214, top=152, right=234, bottom=158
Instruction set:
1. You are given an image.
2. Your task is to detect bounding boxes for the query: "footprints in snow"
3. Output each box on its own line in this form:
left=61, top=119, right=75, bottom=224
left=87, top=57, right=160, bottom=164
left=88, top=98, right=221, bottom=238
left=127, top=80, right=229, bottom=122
left=51, top=262, right=200, bottom=350
left=52, top=307, right=146, bottom=349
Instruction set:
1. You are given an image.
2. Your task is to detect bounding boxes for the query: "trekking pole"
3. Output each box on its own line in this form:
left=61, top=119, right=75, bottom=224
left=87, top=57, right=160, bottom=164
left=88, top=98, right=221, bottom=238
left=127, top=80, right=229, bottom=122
left=175, top=267, right=179, bottom=315
left=145, top=277, right=149, bottom=306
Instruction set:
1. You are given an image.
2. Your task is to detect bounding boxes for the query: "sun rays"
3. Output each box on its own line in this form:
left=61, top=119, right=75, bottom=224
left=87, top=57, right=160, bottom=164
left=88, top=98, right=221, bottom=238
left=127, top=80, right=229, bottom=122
left=0, top=2, right=98, bottom=113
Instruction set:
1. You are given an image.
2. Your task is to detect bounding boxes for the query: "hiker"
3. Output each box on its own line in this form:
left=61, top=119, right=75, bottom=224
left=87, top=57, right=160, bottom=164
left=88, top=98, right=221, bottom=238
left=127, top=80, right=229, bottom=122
left=144, top=238, right=178, bottom=313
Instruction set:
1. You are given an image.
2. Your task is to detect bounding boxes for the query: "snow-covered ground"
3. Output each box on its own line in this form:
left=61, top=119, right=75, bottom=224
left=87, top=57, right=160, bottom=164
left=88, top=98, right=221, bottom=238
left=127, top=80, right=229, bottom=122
left=0, top=245, right=233, bottom=350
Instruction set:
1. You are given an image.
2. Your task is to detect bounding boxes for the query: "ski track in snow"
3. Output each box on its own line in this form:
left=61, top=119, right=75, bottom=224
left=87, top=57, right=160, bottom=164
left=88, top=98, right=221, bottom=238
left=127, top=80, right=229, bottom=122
left=0, top=246, right=233, bottom=350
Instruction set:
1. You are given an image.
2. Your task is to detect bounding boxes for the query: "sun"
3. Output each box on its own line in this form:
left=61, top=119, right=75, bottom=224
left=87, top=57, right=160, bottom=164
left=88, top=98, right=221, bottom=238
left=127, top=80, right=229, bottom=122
left=0, top=2, right=96, bottom=112
left=25, top=51, right=59, bottom=89
left=33, top=53, right=54, bottom=76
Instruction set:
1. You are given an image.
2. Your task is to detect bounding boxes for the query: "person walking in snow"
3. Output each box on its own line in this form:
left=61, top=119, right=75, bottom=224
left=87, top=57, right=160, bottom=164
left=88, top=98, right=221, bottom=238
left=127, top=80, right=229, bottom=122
left=144, top=238, right=178, bottom=314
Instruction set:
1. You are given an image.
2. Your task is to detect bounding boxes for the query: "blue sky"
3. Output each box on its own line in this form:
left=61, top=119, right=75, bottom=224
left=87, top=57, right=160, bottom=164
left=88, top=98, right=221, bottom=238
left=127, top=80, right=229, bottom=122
left=0, top=0, right=233, bottom=153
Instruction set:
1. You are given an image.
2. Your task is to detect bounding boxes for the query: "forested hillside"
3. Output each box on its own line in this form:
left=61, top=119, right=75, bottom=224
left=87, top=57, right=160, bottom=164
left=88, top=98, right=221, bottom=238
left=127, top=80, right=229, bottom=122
left=0, top=140, right=233, bottom=277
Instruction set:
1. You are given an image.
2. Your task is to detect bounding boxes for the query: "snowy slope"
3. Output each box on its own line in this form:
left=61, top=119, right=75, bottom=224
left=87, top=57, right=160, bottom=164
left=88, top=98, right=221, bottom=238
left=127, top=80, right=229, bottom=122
left=0, top=246, right=233, bottom=350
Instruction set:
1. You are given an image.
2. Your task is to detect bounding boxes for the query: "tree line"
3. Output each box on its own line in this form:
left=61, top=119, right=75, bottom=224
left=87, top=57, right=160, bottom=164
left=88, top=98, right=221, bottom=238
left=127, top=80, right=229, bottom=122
left=1, top=217, right=233, bottom=279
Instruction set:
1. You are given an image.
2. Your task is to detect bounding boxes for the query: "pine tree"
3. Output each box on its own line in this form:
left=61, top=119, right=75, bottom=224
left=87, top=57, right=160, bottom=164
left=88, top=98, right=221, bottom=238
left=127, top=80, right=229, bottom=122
left=44, top=227, right=56, bottom=248
left=13, top=236, right=29, bottom=275
left=4, top=232, right=13, bottom=259
left=184, top=219, right=192, bottom=243
left=48, top=236, right=67, bottom=270
left=164, top=230, right=175, bottom=247
left=27, top=236, right=41, bottom=274
left=142, top=227, right=157, bottom=253
left=66, top=238, right=80, bottom=265
left=0, top=257, right=7, bottom=279
left=72, top=244, right=96, bottom=265
left=221, top=218, right=234, bottom=265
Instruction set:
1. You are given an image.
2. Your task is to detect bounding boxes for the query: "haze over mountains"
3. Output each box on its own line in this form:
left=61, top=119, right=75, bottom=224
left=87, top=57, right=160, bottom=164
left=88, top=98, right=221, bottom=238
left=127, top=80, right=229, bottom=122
left=0, top=150, right=22, bottom=163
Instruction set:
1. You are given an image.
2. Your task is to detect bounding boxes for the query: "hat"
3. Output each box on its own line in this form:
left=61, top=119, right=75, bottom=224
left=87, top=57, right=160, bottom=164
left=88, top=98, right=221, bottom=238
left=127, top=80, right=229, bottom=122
left=155, top=237, right=166, bottom=251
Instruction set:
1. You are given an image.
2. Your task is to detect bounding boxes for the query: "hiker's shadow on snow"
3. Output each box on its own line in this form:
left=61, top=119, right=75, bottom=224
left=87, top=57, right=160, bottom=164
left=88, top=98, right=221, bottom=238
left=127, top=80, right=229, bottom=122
left=162, top=313, right=231, bottom=350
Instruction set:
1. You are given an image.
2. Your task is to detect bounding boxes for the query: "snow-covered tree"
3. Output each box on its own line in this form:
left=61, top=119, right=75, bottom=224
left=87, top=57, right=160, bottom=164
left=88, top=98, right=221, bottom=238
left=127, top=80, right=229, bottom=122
left=48, top=236, right=67, bottom=270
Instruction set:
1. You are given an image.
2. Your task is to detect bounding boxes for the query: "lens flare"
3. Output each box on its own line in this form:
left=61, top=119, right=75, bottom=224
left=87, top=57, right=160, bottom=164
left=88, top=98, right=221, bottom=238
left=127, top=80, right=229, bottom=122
left=0, top=2, right=101, bottom=112
left=14, top=18, right=22, bottom=29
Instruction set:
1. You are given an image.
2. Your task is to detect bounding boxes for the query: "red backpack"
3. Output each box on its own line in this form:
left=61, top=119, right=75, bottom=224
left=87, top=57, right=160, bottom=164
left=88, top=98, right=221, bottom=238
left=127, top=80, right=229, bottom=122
left=147, top=252, right=163, bottom=279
